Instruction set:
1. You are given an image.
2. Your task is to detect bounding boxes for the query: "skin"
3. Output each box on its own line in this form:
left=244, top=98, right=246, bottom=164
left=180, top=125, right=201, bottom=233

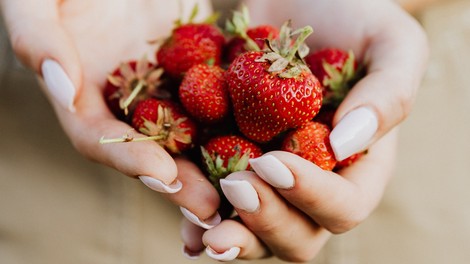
left=1, top=0, right=428, bottom=262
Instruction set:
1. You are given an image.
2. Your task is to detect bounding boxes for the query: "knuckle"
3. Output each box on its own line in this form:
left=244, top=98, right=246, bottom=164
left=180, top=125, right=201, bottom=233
left=326, top=210, right=368, bottom=234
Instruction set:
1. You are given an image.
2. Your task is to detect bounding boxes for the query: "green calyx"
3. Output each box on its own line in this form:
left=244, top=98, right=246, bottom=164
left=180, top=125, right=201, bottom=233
left=201, top=146, right=252, bottom=190
left=225, top=5, right=260, bottom=52
left=175, top=2, right=220, bottom=27
left=255, top=21, right=313, bottom=78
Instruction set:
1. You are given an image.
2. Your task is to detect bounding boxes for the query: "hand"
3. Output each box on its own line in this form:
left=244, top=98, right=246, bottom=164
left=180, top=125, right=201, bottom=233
left=181, top=0, right=428, bottom=261
left=0, top=0, right=222, bottom=226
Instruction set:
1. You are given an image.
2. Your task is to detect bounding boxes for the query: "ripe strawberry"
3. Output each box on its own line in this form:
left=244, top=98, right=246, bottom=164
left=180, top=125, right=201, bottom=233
left=225, top=7, right=279, bottom=62
left=103, top=56, right=165, bottom=120
left=201, top=135, right=263, bottom=188
left=281, top=121, right=337, bottom=171
left=156, top=6, right=225, bottom=78
left=131, top=98, right=197, bottom=154
left=305, top=48, right=361, bottom=107
left=226, top=22, right=323, bottom=143
left=335, top=151, right=365, bottom=170
left=179, top=64, right=230, bottom=124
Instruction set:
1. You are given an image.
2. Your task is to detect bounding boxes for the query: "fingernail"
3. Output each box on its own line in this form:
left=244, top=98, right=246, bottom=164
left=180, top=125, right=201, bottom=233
left=249, top=155, right=294, bottom=189
left=205, top=246, right=241, bottom=261
left=220, top=179, right=259, bottom=213
left=180, top=207, right=221, bottom=229
left=41, top=59, right=76, bottom=112
left=182, top=245, right=202, bottom=260
left=139, top=176, right=182, bottom=193
left=330, top=107, right=378, bottom=161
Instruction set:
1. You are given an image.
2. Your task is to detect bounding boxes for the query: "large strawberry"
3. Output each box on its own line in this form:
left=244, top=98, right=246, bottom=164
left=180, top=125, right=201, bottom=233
left=226, top=22, right=323, bottom=143
left=103, top=56, right=164, bottom=120
left=156, top=5, right=225, bottom=78
left=201, top=135, right=263, bottom=189
left=305, top=48, right=362, bottom=107
left=224, top=7, right=279, bottom=62
left=179, top=63, right=230, bottom=124
left=281, top=121, right=337, bottom=171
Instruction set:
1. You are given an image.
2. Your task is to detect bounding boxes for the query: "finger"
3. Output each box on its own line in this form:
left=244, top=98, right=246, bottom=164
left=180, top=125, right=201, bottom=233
left=202, top=219, right=270, bottom=261
left=180, top=218, right=206, bottom=259
left=167, top=158, right=222, bottom=230
left=249, top=129, right=399, bottom=234
left=219, top=171, right=331, bottom=262
left=330, top=5, right=428, bottom=160
left=1, top=0, right=82, bottom=112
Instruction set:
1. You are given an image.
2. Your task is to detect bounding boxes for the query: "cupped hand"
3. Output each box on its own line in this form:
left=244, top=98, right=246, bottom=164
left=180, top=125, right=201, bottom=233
left=181, top=0, right=428, bottom=261
left=0, top=0, right=222, bottom=226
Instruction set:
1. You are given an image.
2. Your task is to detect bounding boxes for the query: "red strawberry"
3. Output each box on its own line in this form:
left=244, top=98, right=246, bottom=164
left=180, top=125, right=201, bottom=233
left=156, top=6, right=225, bottom=78
left=305, top=48, right=361, bottom=107
left=282, top=121, right=337, bottom=171
left=224, top=7, right=279, bottom=62
left=335, top=151, right=366, bottom=171
left=201, top=135, right=263, bottom=188
left=130, top=98, right=197, bottom=154
left=179, top=64, right=230, bottom=124
left=226, top=22, right=323, bottom=143
left=103, top=56, right=165, bottom=120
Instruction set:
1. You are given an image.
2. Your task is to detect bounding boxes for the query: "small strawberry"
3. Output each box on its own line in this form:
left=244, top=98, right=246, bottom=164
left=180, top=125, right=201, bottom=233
left=335, top=151, right=366, bottom=171
left=179, top=63, right=230, bottom=124
left=103, top=56, right=165, bottom=120
left=201, top=135, right=263, bottom=189
left=224, top=7, right=279, bottom=62
left=156, top=5, right=225, bottom=78
left=226, top=21, right=323, bottom=143
left=281, top=121, right=337, bottom=171
left=305, top=48, right=362, bottom=107
left=100, top=99, right=196, bottom=154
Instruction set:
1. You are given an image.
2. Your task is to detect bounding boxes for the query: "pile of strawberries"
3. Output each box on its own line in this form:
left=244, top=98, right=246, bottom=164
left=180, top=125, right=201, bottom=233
left=101, top=6, right=365, bottom=189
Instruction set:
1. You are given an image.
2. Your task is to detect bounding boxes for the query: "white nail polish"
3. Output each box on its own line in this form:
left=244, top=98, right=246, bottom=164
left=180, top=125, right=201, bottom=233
left=249, top=155, right=294, bottom=189
left=180, top=207, right=221, bottom=229
left=330, top=107, right=378, bottom=161
left=220, top=179, right=259, bottom=213
left=139, top=176, right=182, bottom=193
left=205, top=246, right=240, bottom=261
left=182, top=245, right=202, bottom=260
left=41, top=59, right=76, bottom=112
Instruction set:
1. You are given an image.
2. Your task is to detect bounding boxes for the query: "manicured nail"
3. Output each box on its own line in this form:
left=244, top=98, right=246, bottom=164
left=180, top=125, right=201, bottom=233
left=249, top=155, right=294, bottom=189
left=205, top=246, right=240, bottom=261
left=220, top=179, right=259, bottom=213
left=139, top=176, right=182, bottom=193
left=182, top=245, right=202, bottom=260
left=180, top=207, right=221, bottom=229
left=41, top=59, right=76, bottom=112
left=330, top=107, right=378, bottom=161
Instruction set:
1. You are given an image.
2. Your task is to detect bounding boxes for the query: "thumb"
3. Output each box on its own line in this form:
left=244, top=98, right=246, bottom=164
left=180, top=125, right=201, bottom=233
left=329, top=13, right=428, bottom=161
left=1, top=0, right=82, bottom=112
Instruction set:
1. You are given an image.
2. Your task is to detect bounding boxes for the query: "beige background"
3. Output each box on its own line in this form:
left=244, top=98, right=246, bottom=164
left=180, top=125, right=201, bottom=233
left=1, top=0, right=470, bottom=263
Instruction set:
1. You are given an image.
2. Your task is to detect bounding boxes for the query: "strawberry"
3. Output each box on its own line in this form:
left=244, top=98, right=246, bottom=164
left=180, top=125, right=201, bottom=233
left=335, top=151, right=365, bottom=171
left=305, top=48, right=361, bottom=107
left=156, top=6, right=225, bottom=78
left=129, top=98, right=197, bottom=154
left=224, top=7, right=279, bottom=62
left=103, top=56, right=165, bottom=120
left=179, top=64, right=230, bottom=124
left=281, top=121, right=337, bottom=171
left=201, top=135, right=263, bottom=189
left=226, top=22, right=323, bottom=143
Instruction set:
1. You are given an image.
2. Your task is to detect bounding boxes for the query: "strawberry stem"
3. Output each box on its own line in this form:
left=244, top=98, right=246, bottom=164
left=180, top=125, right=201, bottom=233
left=286, top=25, right=313, bottom=62
left=99, top=134, right=165, bottom=144
left=121, top=80, right=145, bottom=115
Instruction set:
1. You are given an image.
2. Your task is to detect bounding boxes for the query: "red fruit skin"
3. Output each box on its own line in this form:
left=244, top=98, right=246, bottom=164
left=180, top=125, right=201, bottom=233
left=132, top=98, right=197, bottom=153
left=226, top=51, right=323, bottom=143
left=179, top=64, right=230, bottom=124
left=204, top=135, right=263, bottom=169
left=335, top=152, right=365, bottom=170
left=282, top=121, right=337, bottom=171
left=225, top=25, right=280, bottom=63
left=156, top=24, right=225, bottom=78
left=304, top=48, right=355, bottom=84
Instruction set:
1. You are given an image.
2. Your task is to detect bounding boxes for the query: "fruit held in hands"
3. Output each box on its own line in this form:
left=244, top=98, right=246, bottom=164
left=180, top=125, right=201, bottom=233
left=226, top=22, right=322, bottom=143
left=282, top=121, right=337, bottom=171
left=179, top=64, right=230, bottom=124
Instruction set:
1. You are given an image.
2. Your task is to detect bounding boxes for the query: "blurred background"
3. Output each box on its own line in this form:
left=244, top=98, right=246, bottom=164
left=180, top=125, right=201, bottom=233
left=1, top=0, right=469, bottom=263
